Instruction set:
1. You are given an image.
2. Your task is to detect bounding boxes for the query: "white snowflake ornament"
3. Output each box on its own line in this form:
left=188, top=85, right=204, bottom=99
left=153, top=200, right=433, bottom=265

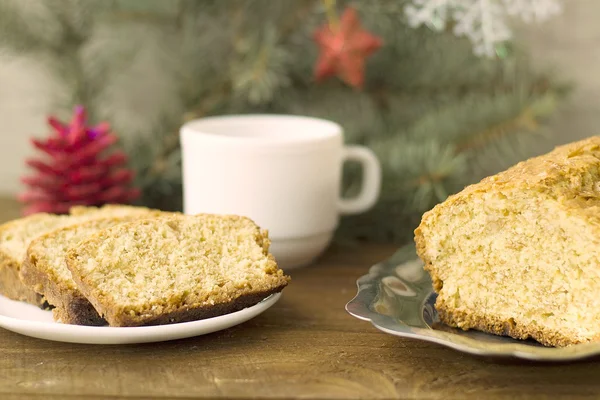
left=405, top=0, right=563, bottom=57
left=502, top=0, right=563, bottom=23
left=405, top=0, right=455, bottom=32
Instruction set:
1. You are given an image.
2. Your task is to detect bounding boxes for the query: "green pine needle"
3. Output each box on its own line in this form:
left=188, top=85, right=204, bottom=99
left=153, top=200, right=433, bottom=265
left=0, top=0, right=567, bottom=243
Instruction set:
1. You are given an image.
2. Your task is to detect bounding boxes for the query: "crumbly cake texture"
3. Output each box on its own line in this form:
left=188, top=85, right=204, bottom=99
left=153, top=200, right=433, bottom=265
left=415, top=136, right=600, bottom=347
left=0, top=213, right=73, bottom=305
left=68, top=204, right=152, bottom=217
left=0, top=205, right=157, bottom=306
left=66, top=214, right=290, bottom=327
left=21, top=214, right=164, bottom=325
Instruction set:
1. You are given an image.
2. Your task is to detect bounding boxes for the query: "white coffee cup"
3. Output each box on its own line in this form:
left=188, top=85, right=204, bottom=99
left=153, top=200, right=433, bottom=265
left=180, top=114, right=381, bottom=269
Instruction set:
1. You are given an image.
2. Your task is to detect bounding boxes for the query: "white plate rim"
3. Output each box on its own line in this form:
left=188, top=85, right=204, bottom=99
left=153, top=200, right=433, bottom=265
left=0, top=293, right=281, bottom=344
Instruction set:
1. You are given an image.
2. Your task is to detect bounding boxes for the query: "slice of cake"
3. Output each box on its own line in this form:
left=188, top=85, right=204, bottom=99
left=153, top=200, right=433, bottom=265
left=66, top=214, right=290, bottom=326
left=0, top=214, right=72, bottom=305
left=21, top=214, right=163, bottom=325
left=415, top=137, right=600, bottom=347
left=0, top=205, right=156, bottom=306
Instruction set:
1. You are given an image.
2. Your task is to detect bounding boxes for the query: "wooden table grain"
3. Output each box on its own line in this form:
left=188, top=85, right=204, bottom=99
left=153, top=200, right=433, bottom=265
left=1, top=198, right=600, bottom=400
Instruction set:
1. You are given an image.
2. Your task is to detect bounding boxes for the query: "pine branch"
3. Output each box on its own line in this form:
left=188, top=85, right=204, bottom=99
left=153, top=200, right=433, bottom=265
left=0, top=0, right=568, bottom=242
left=0, top=0, right=57, bottom=54
left=104, top=9, right=179, bottom=26
left=278, top=0, right=319, bottom=39
left=456, top=108, right=538, bottom=153
left=454, top=90, right=558, bottom=154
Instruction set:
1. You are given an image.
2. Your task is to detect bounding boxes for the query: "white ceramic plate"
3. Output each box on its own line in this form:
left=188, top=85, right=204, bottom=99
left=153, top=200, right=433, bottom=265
left=0, top=293, right=281, bottom=344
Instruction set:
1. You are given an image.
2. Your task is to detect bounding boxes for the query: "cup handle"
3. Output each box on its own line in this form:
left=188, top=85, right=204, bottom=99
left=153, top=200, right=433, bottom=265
left=338, top=145, right=382, bottom=215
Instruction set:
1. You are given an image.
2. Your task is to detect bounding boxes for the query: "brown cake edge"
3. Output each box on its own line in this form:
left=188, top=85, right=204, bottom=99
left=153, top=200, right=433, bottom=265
left=112, top=285, right=287, bottom=327
left=73, top=272, right=287, bottom=327
left=20, top=252, right=105, bottom=326
left=0, top=251, right=44, bottom=306
left=434, top=296, right=584, bottom=347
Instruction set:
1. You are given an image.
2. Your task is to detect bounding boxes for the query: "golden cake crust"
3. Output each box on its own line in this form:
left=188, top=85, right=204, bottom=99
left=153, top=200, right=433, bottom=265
left=415, top=136, right=600, bottom=347
left=417, top=136, right=600, bottom=232
left=0, top=252, right=43, bottom=305
left=0, top=213, right=67, bottom=306
left=66, top=214, right=290, bottom=327
left=21, top=211, right=170, bottom=325
left=21, top=253, right=104, bottom=325
left=434, top=291, right=592, bottom=347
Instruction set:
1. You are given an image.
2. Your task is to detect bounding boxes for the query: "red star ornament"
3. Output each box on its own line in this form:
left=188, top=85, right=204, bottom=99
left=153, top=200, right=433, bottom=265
left=313, top=7, right=382, bottom=88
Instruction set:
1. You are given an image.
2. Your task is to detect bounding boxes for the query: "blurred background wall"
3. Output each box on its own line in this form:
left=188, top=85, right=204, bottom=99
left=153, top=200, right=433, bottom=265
left=0, top=0, right=596, bottom=242
left=1, top=1, right=597, bottom=196
left=0, top=59, right=49, bottom=195
left=521, top=0, right=600, bottom=147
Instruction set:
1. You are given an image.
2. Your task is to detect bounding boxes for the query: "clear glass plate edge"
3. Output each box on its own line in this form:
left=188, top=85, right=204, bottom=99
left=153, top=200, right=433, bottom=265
left=345, top=244, right=600, bottom=362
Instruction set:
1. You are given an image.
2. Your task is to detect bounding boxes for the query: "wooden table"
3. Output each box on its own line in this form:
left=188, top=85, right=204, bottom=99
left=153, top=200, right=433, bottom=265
left=1, top=199, right=600, bottom=400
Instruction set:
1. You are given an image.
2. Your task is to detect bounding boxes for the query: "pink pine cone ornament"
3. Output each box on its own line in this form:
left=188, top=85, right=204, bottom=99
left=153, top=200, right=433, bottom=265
left=19, top=106, right=140, bottom=215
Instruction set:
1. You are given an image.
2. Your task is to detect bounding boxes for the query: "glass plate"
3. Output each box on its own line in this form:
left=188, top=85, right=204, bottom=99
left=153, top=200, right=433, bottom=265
left=346, top=244, right=600, bottom=362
